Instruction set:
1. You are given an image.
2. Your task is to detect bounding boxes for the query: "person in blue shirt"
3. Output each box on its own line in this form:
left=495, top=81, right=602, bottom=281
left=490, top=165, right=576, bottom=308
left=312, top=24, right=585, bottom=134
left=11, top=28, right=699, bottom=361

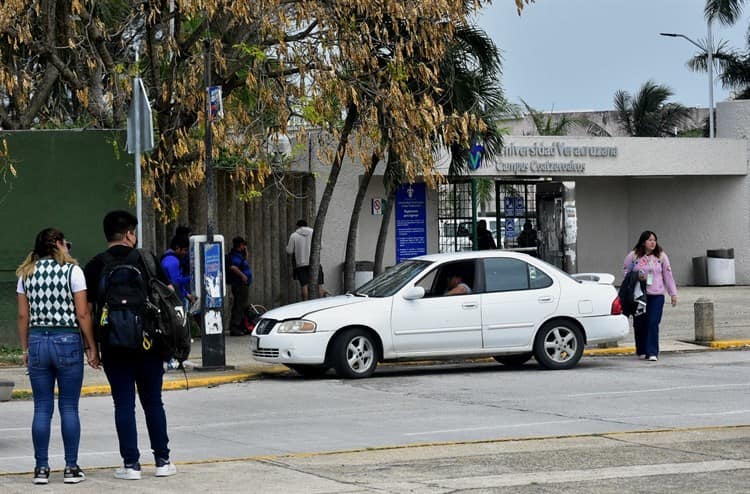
left=228, top=237, right=252, bottom=336
left=160, top=234, right=193, bottom=308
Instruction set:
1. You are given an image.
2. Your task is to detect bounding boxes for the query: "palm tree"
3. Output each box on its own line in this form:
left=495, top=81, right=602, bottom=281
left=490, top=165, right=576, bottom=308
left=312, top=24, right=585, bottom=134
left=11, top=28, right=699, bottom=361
left=688, top=36, right=750, bottom=99
left=705, top=0, right=746, bottom=25
left=520, top=99, right=611, bottom=136
left=613, top=81, right=692, bottom=137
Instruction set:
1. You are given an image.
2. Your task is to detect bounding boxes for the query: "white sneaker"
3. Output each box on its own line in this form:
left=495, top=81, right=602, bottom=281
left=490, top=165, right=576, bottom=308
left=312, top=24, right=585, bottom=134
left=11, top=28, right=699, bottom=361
left=648, top=355, right=658, bottom=361
left=114, top=465, right=142, bottom=480
left=155, top=461, right=177, bottom=477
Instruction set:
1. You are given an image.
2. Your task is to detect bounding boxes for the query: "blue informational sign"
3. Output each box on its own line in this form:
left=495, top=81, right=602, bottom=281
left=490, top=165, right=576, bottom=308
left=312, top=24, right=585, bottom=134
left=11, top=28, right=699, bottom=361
left=503, top=197, right=514, bottom=217
left=203, top=242, right=224, bottom=309
left=514, top=197, right=525, bottom=216
left=505, top=218, right=517, bottom=238
left=395, top=183, right=427, bottom=263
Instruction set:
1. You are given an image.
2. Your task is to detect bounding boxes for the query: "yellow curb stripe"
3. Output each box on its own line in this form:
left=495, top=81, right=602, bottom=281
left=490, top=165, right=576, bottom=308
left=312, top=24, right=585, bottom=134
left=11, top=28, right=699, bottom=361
left=584, top=346, right=636, bottom=356
left=12, top=366, right=289, bottom=398
left=708, top=339, right=750, bottom=349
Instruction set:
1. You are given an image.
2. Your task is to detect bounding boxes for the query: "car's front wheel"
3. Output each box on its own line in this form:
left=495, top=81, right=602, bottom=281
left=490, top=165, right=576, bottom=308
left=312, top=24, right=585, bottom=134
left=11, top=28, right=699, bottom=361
left=286, top=364, right=329, bottom=378
left=331, top=328, right=379, bottom=379
left=493, top=352, right=533, bottom=367
left=533, top=320, right=584, bottom=370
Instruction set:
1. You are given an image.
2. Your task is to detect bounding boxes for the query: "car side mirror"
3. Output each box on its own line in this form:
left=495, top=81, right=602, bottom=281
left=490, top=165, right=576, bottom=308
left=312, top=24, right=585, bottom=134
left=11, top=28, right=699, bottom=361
left=402, top=286, right=425, bottom=300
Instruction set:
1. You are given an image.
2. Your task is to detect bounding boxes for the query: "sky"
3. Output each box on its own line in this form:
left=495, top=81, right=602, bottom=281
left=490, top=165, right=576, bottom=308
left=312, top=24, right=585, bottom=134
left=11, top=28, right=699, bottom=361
left=475, top=0, right=750, bottom=112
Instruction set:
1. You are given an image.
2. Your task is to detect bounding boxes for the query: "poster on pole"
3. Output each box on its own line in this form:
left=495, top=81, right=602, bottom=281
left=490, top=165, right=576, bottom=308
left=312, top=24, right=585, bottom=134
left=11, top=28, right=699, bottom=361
left=204, top=310, right=223, bottom=335
left=208, top=85, right=224, bottom=121
left=189, top=235, right=226, bottom=302
left=395, top=183, right=427, bottom=263
left=203, top=242, right=224, bottom=309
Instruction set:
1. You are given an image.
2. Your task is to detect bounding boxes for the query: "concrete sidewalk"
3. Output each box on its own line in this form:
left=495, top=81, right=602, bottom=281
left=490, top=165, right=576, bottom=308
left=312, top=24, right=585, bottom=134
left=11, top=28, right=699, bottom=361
left=2, top=286, right=749, bottom=398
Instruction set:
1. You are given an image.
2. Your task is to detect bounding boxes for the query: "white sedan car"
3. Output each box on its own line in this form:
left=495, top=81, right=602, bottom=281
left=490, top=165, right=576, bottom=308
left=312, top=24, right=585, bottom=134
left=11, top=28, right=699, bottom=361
left=251, top=251, right=628, bottom=378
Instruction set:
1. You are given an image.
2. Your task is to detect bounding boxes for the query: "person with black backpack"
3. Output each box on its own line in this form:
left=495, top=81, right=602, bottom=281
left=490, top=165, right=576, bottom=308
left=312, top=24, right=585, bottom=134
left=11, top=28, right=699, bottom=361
left=83, top=210, right=178, bottom=480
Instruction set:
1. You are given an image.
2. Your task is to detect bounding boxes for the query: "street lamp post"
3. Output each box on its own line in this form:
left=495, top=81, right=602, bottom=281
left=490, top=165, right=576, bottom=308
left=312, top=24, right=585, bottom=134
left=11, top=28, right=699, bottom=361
left=660, top=20, right=715, bottom=138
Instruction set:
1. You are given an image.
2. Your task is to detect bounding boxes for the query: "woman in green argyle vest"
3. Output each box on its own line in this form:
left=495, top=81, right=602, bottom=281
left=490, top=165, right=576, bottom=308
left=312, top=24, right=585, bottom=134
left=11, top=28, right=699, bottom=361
left=16, top=228, right=100, bottom=484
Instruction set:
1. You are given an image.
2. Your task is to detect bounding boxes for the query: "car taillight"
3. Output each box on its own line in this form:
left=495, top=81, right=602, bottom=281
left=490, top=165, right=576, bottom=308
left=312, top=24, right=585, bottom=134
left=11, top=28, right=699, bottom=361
left=611, top=297, right=622, bottom=315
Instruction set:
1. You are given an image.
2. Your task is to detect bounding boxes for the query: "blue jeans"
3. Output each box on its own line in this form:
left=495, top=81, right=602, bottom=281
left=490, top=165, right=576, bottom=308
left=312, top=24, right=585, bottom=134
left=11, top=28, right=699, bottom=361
left=103, top=353, right=170, bottom=466
left=27, top=330, right=84, bottom=468
left=633, top=295, right=665, bottom=357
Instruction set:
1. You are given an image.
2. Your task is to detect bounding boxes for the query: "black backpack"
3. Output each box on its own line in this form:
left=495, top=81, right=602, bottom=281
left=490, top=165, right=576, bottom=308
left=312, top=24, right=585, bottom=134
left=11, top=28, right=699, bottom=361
left=138, top=249, right=191, bottom=364
left=98, top=250, right=151, bottom=352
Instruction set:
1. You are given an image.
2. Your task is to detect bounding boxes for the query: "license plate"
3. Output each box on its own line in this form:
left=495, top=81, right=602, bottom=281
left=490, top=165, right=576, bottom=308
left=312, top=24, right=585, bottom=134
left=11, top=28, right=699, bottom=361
left=250, top=336, right=259, bottom=351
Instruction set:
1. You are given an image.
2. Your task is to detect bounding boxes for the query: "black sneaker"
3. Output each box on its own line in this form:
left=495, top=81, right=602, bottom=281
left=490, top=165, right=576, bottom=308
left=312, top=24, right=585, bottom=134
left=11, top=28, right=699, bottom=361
left=63, top=465, right=86, bottom=484
left=33, top=466, right=50, bottom=485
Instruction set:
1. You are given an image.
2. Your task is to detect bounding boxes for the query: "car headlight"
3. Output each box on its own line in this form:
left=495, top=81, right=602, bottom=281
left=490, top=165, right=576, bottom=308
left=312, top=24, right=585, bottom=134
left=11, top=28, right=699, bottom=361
left=276, top=319, right=317, bottom=333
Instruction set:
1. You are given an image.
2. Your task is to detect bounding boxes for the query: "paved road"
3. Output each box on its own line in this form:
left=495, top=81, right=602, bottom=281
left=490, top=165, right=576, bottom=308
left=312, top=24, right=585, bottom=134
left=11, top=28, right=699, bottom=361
left=2, top=426, right=749, bottom=493
left=1, top=350, right=748, bottom=475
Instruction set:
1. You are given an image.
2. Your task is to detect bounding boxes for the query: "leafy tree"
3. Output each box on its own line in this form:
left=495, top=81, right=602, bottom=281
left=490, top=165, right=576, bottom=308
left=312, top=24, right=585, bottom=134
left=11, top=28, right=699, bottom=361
left=337, top=12, right=523, bottom=289
left=613, top=81, right=692, bottom=137
left=369, top=22, right=512, bottom=276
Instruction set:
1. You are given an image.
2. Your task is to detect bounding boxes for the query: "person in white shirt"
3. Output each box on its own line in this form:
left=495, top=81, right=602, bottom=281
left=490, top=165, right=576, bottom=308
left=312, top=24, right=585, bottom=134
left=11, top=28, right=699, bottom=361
left=286, top=219, right=327, bottom=299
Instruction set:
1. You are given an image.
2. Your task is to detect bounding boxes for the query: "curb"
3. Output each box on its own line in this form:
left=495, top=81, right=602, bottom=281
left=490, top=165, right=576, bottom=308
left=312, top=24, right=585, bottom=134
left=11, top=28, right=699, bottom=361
left=11, top=365, right=289, bottom=399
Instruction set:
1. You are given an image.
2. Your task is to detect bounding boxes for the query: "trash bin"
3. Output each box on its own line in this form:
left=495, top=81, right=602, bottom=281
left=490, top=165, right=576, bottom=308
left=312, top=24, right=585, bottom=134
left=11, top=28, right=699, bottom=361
left=0, top=381, right=14, bottom=402
left=692, top=256, right=708, bottom=286
left=354, top=261, right=375, bottom=288
left=707, top=258, right=736, bottom=285
left=706, top=248, right=735, bottom=286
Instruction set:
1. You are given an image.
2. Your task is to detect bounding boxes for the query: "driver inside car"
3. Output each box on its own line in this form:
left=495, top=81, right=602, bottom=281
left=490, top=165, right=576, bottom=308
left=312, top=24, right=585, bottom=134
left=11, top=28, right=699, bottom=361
left=444, top=273, right=472, bottom=296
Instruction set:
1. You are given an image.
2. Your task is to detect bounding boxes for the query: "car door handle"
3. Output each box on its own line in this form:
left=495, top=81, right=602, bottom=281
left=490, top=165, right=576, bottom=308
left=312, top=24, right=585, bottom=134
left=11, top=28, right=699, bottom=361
left=538, top=296, right=554, bottom=303
left=462, top=303, right=478, bottom=309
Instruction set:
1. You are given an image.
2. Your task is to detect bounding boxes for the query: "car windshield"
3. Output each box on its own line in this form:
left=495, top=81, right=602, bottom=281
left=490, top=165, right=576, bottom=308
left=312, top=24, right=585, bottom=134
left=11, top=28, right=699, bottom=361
left=355, top=260, right=433, bottom=297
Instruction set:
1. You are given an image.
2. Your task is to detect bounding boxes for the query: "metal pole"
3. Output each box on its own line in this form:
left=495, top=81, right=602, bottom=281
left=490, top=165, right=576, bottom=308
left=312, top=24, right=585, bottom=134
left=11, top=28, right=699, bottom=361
left=707, top=19, right=715, bottom=138
left=196, top=35, right=230, bottom=371
left=659, top=31, right=714, bottom=138
left=134, top=79, right=142, bottom=247
left=471, top=179, right=478, bottom=250
left=134, top=44, right=143, bottom=247
left=204, top=39, right=215, bottom=242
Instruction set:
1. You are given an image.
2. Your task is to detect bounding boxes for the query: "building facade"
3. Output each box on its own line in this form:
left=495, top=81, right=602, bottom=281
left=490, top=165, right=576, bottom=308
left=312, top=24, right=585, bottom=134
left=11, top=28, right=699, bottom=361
left=296, top=100, right=750, bottom=293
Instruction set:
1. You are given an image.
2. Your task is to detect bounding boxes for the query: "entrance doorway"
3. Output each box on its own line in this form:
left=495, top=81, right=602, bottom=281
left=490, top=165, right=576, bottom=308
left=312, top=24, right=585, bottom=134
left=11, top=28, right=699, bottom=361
left=437, top=179, right=568, bottom=270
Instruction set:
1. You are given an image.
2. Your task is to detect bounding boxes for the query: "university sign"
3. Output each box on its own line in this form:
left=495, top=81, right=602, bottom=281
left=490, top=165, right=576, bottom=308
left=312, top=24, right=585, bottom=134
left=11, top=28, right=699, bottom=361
left=471, top=141, right=619, bottom=176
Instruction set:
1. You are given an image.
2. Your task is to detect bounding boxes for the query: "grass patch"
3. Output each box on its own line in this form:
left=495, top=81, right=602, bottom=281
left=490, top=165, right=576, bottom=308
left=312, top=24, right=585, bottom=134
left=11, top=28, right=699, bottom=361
left=0, top=345, right=23, bottom=367
left=11, top=389, right=32, bottom=400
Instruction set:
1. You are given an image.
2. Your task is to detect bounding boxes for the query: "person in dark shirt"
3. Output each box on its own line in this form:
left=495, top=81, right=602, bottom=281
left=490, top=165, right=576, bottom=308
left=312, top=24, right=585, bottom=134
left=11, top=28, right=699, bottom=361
left=518, top=221, right=538, bottom=249
left=476, top=220, right=496, bottom=250
left=83, top=210, right=177, bottom=481
left=227, top=236, right=252, bottom=336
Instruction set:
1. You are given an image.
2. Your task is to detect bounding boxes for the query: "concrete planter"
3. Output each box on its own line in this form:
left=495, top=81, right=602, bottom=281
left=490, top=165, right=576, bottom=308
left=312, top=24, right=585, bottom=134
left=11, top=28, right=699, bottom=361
left=0, top=380, right=15, bottom=401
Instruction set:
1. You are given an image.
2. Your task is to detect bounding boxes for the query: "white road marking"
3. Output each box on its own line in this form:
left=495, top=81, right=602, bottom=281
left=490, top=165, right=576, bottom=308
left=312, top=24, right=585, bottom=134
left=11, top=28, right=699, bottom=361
left=569, top=383, right=750, bottom=397
left=433, top=460, right=750, bottom=489
left=403, top=419, right=586, bottom=436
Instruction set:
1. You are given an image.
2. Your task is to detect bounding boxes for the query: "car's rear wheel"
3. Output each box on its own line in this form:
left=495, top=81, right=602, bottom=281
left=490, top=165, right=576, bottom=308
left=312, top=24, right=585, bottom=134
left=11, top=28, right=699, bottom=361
left=492, top=352, right=533, bottom=367
left=331, top=328, right=378, bottom=379
left=286, top=364, right=329, bottom=378
left=533, top=320, right=584, bottom=370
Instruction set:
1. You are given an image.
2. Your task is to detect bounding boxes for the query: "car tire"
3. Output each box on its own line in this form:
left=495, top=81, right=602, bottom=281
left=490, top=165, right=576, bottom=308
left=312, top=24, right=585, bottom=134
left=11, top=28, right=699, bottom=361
left=533, top=320, right=584, bottom=370
left=331, top=328, right=379, bottom=379
left=492, top=352, right=533, bottom=367
left=286, top=364, right=329, bottom=378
